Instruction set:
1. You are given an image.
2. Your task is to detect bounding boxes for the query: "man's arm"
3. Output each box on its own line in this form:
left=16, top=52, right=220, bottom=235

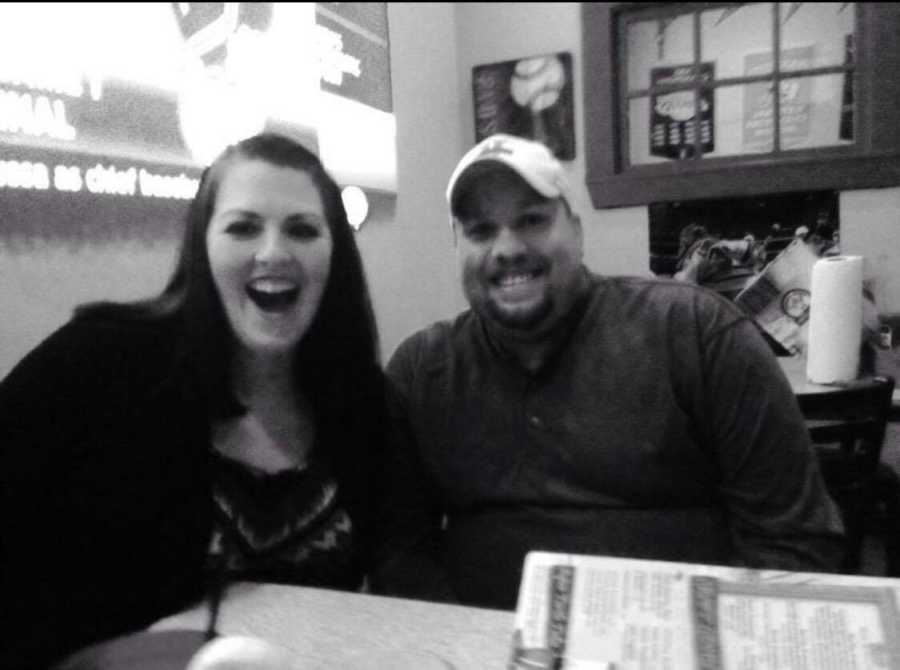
left=700, top=316, right=846, bottom=572
left=370, top=334, right=457, bottom=602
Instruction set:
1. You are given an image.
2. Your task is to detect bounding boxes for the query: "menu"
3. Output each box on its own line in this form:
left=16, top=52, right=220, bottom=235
left=649, top=63, right=715, bottom=161
left=508, top=552, right=900, bottom=670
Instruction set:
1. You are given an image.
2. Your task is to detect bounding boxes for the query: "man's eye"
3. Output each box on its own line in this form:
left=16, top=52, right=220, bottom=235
left=520, top=213, right=548, bottom=228
left=464, top=223, right=495, bottom=241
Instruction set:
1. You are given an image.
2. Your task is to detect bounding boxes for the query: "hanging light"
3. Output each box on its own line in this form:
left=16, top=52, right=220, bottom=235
left=341, top=185, right=369, bottom=231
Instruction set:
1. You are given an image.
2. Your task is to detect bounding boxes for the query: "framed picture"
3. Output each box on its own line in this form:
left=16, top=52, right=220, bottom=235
left=472, top=51, right=575, bottom=160
left=650, top=62, right=715, bottom=160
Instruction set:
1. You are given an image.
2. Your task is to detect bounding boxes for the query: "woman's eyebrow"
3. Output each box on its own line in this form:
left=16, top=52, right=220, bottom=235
left=284, top=212, right=327, bottom=225
left=215, top=208, right=261, bottom=220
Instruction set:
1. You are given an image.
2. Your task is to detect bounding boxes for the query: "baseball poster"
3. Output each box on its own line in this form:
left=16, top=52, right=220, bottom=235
left=472, top=52, right=575, bottom=160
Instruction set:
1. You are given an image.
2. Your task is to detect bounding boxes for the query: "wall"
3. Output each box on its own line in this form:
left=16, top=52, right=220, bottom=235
left=357, top=2, right=467, bottom=364
left=840, top=188, right=900, bottom=315
left=453, top=2, right=900, bottom=315
left=0, top=238, right=177, bottom=380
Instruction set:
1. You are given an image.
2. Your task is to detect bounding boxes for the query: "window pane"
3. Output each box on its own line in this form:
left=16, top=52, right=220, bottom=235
left=780, top=74, right=853, bottom=150
left=780, top=2, right=855, bottom=71
left=626, top=12, right=694, bottom=92
left=719, top=84, right=774, bottom=156
left=701, top=3, right=774, bottom=79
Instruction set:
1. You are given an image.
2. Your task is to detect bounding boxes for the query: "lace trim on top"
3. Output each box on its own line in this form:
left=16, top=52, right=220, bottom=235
left=207, top=450, right=356, bottom=588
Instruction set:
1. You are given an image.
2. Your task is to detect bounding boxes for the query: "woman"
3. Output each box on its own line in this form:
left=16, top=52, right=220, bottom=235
left=0, top=133, right=387, bottom=668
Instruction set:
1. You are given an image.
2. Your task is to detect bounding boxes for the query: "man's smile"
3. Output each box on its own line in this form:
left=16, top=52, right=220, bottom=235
left=493, top=271, right=541, bottom=288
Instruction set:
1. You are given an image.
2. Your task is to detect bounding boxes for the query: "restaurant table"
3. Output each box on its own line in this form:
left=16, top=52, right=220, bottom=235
left=778, top=354, right=900, bottom=403
left=778, top=354, right=856, bottom=396
left=151, top=582, right=514, bottom=670
left=150, top=564, right=900, bottom=669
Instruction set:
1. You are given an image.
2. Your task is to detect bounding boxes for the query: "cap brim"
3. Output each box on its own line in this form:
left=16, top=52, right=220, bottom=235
left=448, top=158, right=562, bottom=215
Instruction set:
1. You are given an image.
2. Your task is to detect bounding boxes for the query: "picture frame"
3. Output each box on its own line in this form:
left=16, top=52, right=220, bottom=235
left=472, top=51, right=575, bottom=160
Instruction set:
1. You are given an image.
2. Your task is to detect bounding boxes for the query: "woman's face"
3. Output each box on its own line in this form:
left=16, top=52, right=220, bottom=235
left=206, top=158, right=333, bottom=357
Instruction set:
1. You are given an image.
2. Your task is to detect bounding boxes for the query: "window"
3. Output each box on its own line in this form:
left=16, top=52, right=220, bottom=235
left=582, top=3, right=900, bottom=208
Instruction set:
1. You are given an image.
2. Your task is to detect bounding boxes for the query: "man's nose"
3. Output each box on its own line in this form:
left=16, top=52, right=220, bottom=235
left=254, top=229, right=291, bottom=264
left=491, top=226, right=527, bottom=262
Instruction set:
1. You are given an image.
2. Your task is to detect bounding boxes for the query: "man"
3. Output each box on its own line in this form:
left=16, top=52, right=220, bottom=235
left=373, top=134, right=844, bottom=610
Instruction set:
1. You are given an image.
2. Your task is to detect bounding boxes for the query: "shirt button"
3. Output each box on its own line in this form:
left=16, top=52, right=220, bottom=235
left=528, top=415, right=543, bottom=428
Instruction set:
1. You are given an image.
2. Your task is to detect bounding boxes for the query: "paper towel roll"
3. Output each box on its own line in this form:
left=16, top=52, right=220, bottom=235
left=805, top=255, right=863, bottom=383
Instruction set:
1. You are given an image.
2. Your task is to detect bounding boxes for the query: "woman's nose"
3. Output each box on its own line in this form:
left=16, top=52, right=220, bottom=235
left=254, top=229, right=291, bottom=264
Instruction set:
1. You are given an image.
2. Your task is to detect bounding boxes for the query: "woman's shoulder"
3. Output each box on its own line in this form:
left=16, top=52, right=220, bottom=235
left=59, top=310, right=179, bottom=360
left=2, top=311, right=181, bottom=393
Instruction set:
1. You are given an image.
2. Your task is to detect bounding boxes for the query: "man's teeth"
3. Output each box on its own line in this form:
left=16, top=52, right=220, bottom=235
left=498, top=273, right=535, bottom=287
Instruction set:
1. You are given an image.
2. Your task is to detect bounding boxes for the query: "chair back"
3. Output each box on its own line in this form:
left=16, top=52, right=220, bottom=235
left=796, top=375, right=895, bottom=479
left=796, top=375, right=896, bottom=573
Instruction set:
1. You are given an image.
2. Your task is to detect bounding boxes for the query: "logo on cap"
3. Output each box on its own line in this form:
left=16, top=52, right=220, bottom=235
left=477, top=138, right=515, bottom=159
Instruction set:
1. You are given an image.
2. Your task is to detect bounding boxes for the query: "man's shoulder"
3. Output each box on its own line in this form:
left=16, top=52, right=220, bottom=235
left=387, top=311, right=475, bottom=376
left=597, top=273, right=733, bottom=302
left=595, top=274, right=746, bottom=319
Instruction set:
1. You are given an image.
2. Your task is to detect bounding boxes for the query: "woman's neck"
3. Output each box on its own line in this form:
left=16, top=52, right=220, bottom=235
left=215, top=348, right=313, bottom=472
left=230, top=348, right=297, bottom=403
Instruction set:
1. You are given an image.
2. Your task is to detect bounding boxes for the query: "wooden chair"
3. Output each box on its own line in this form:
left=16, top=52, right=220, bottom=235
left=796, top=375, right=898, bottom=574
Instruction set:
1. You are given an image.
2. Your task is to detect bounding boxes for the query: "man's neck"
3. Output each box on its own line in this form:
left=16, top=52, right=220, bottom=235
left=483, top=270, right=592, bottom=374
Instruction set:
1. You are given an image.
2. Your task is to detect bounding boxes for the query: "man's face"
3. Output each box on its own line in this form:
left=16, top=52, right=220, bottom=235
left=454, top=166, right=584, bottom=335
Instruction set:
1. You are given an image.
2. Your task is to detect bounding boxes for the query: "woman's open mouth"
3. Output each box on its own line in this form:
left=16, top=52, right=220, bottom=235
left=245, top=278, right=300, bottom=312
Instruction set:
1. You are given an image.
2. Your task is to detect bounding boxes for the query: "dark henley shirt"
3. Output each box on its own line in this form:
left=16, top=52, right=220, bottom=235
left=376, top=273, right=844, bottom=610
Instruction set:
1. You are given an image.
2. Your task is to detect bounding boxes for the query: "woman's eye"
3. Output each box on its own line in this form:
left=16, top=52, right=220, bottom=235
left=286, top=221, right=321, bottom=240
left=224, top=221, right=258, bottom=237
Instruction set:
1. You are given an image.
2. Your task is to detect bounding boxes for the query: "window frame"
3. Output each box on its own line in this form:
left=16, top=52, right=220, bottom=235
left=582, top=2, right=900, bottom=209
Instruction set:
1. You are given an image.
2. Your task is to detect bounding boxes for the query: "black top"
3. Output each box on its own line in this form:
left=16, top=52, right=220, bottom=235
left=0, top=313, right=382, bottom=668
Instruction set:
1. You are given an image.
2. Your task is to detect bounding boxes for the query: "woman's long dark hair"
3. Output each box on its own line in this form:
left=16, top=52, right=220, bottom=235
left=76, top=133, right=385, bottom=569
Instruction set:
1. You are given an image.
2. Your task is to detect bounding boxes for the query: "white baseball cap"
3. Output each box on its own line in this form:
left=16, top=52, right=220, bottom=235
left=446, top=134, right=573, bottom=218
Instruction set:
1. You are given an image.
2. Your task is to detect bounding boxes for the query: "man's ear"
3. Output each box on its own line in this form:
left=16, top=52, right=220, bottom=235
left=570, top=212, right=583, bottom=242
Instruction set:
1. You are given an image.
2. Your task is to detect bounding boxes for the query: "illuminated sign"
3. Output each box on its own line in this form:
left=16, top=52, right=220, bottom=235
left=0, top=2, right=394, bottom=244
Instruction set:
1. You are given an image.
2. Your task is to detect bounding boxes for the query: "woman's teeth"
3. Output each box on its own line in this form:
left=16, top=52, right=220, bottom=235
left=249, top=278, right=296, bottom=292
left=246, top=279, right=300, bottom=312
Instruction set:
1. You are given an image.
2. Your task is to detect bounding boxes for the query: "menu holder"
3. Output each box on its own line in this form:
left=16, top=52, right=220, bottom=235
left=508, top=551, right=900, bottom=670
left=734, top=239, right=820, bottom=356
